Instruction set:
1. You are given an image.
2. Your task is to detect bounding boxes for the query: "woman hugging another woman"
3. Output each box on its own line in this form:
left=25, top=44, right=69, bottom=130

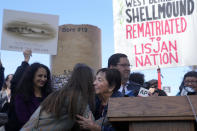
left=21, top=63, right=95, bottom=131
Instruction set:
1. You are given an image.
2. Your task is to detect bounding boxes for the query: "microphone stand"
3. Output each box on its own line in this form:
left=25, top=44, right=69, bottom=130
left=186, top=94, right=197, bottom=123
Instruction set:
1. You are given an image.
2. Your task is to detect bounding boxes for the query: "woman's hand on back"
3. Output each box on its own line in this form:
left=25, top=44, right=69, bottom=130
left=76, top=112, right=101, bottom=131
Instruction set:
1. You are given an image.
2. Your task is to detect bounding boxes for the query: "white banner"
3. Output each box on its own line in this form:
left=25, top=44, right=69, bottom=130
left=113, top=0, right=197, bottom=70
left=1, top=9, right=59, bottom=55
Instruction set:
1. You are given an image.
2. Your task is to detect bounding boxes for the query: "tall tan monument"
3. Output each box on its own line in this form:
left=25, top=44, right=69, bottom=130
left=50, top=24, right=101, bottom=87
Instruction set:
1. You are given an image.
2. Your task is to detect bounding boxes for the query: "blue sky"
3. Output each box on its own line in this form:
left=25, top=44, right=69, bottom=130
left=0, top=0, right=192, bottom=95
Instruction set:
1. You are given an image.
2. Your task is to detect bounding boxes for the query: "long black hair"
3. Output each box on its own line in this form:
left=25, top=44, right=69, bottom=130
left=16, top=63, right=52, bottom=102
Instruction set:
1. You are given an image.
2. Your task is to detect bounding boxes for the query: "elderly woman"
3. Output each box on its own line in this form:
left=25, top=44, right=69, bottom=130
left=77, top=68, right=122, bottom=131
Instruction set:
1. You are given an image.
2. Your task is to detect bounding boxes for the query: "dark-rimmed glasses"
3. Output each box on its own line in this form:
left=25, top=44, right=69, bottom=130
left=117, top=64, right=132, bottom=68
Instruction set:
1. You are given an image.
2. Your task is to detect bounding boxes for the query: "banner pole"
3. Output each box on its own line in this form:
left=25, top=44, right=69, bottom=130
left=157, top=66, right=162, bottom=90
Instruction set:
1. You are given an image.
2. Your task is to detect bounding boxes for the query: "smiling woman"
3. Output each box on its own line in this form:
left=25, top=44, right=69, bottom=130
left=13, top=62, right=52, bottom=130
left=33, top=67, right=48, bottom=90
left=77, top=68, right=123, bottom=131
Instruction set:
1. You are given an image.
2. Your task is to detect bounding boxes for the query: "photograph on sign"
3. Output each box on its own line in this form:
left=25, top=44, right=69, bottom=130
left=1, top=9, right=59, bottom=55
left=113, top=0, right=197, bottom=70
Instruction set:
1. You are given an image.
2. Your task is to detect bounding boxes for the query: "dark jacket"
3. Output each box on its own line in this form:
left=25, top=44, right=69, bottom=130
left=94, top=91, right=123, bottom=131
left=14, top=94, right=45, bottom=126
left=0, top=65, right=5, bottom=91
left=5, top=61, right=29, bottom=131
left=126, top=81, right=142, bottom=97
left=10, top=61, right=29, bottom=98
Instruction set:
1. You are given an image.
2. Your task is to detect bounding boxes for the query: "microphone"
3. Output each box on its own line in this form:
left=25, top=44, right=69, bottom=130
left=138, top=87, right=150, bottom=97
left=183, top=87, right=197, bottom=123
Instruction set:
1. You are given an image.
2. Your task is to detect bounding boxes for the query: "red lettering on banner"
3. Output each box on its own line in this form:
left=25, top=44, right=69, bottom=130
left=144, top=43, right=151, bottom=54
left=145, top=23, right=151, bottom=37
left=126, top=17, right=187, bottom=39
left=169, top=40, right=177, bottom=51
left=153, top=43, right=160, bottom=53
left=149, top=21, right=154, bottom=36
left=136, top=56, right=143, bottom=67
left=168, top=19, right=174, bottom=34
left=144, top=55, right=152, bottom=66
left=164, top=20, right=171, bottom=34
left=163, top=53, right=169, bottom=64
left=133, top=24, right=137, bottom=39
left=169, top=52, right=178, bottom=64
left=150, top=54, right=158, bottom=65
left=161, top=41, right=168, bottom=52
left=155, top=21, right=161, bottom=35
left=125, top=15, right=186, bottom=68
left=134, top=40, right=178, bottom=67
left=135, top=45, right=142, bottom=55
left=138, top=23, right=144, bottom=38
left=126, top=25, right=132, bottom=39
left=181, top=17, right=187, bottom=32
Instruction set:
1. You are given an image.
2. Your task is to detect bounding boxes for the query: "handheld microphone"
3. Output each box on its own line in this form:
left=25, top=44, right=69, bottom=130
left=138, top=87, right=150, bottom=97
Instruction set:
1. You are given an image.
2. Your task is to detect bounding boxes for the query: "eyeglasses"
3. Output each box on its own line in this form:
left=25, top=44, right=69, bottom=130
left=184, top=80, right=197, bottom=84
left=117, top=63, right=132, bottom=68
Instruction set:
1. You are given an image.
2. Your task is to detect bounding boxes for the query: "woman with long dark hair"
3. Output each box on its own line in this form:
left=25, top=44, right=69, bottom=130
left=21, top=63, right=95, bottom=131
left=14, top=62, right=52, bottom=129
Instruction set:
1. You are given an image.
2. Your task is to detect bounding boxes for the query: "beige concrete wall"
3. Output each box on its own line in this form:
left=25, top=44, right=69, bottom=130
left=51, top=24, right=101, bottom=75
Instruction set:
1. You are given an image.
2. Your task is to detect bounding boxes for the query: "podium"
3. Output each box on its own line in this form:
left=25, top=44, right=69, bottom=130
left=107, top=96, right=197, bottom=131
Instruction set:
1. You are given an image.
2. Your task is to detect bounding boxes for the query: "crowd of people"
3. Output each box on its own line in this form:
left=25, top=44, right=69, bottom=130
left=0, top=50, right=196, bottom=131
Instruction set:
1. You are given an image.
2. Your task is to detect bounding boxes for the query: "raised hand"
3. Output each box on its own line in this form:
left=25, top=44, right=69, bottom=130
left=23, top=49, right=32, bottom=62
